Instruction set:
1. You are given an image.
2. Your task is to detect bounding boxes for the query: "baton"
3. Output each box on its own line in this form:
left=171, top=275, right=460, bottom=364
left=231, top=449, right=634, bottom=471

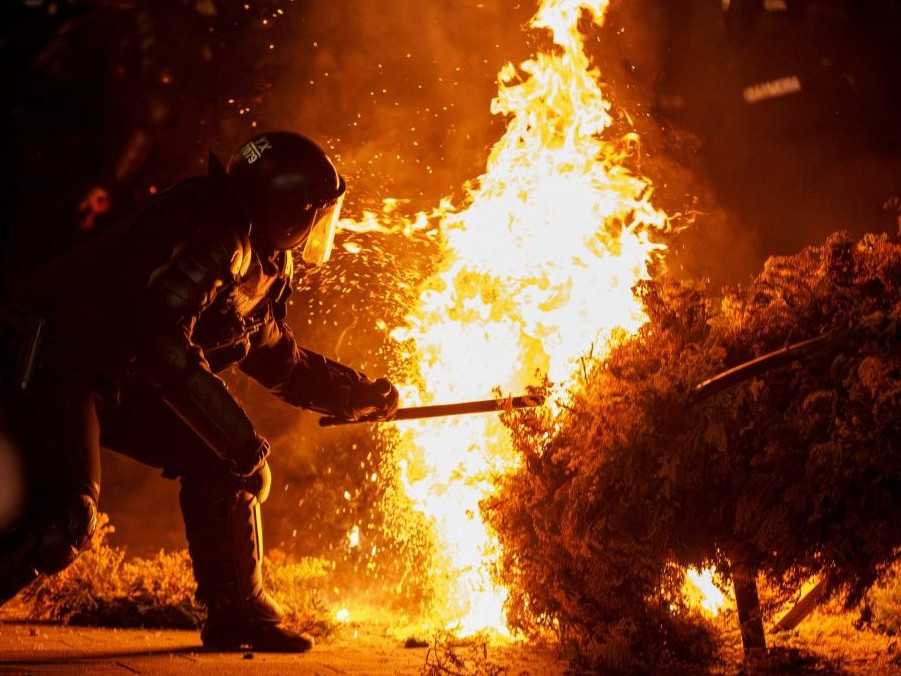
left=319, top=394, right=546, bottom=427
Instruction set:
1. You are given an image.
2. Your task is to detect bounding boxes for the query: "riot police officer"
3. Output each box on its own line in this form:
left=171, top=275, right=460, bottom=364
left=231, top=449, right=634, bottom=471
left=0, top=131, right=399, bottom=652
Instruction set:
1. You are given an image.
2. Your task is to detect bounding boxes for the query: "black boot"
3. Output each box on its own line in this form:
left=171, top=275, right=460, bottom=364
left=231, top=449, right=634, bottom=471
left=180, top=479, right=313, bottom=653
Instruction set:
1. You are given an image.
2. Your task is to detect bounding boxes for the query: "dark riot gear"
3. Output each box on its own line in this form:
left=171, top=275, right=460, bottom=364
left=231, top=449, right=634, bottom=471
left=226, top=132, right=345, bottom=260
left=0, top=132, right=398, bottom=651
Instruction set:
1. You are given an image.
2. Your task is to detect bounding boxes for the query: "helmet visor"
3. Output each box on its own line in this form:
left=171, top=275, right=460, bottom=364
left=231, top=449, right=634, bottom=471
left=301, top=192, right=343, bottom=265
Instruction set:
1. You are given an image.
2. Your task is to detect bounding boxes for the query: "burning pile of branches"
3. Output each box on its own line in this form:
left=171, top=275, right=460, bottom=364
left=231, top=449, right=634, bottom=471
left=486, top=230, right=901, bottom=672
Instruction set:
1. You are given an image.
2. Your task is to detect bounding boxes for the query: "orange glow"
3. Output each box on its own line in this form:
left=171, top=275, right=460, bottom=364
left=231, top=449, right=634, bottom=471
left=339, top=0, right=670, bottom=635
left=684, top=567, right=729, bottom=617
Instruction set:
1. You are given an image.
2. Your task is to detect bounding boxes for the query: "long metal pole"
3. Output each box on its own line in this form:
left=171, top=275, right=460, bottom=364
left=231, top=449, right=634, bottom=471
left=692, top=331, right=844, bottom=402
left=319, top=394, right=545, bottom=427
left=322, top=329, right=845, bottom=427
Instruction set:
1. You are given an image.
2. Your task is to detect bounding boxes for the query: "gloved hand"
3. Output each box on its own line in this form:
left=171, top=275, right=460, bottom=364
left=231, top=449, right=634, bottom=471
left=342, top=376, right=399, bottom=422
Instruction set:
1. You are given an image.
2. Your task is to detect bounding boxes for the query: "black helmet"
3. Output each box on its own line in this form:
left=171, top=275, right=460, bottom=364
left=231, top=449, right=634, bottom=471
left=227, top=131, right=346, bottom=263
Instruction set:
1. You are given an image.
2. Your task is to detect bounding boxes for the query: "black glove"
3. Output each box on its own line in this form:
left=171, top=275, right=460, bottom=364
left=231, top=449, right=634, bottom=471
left=343, top=376, right=399, bottom=422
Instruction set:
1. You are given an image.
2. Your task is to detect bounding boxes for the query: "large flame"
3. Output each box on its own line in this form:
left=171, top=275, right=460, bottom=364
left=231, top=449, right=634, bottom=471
left=342, top=0, right=673, bottom=633
left=685, top=567, right=728, bottom=617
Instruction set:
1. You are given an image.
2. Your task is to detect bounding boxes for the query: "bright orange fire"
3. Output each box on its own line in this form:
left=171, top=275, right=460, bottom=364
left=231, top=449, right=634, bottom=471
left=340, top=0, right=681, bottom=634
left=685, top=567, right=729, bottom=617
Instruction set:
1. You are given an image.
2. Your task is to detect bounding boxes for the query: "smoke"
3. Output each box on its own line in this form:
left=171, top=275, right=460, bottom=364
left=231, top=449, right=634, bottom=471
left=569, top=0, right=760, bottom=284
left=209, top=1, right=539, bottom=210
left=587, top=0, right=901, bottom=285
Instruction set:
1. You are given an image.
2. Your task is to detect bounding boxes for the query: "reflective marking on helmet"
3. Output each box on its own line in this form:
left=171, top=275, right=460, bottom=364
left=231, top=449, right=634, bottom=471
left=302, top=192, right=344, bottom=265
left=743, top=76, right=801, bottom=104
left=240, top=136, right=273, bottom=165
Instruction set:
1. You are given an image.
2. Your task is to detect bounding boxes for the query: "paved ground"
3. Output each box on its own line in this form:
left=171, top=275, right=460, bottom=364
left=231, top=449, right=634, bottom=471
left=0, top=620, right=564, bottom=675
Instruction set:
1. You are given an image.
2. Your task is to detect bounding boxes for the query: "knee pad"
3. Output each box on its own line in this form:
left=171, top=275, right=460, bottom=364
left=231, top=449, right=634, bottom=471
left=35, top=494, right=97, bottom=575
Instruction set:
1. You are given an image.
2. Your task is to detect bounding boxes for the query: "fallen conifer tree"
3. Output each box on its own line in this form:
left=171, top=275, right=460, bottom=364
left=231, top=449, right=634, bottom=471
left=486, top=231, right=901, bottom=673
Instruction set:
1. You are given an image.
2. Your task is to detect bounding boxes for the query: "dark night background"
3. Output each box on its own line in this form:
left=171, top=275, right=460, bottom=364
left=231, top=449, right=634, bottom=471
left=2, top=0, right=900, bottom=564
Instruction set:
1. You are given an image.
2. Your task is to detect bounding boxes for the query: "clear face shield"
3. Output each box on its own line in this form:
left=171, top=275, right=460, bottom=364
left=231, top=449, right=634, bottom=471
left=301, top=190, right=343, bottom=265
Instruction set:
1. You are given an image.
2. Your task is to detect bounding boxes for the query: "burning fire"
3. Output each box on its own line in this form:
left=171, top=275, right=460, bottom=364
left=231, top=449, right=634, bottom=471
left=337, top=0, right=699, bottom=633
left=685, top=568, right=728, bottom=617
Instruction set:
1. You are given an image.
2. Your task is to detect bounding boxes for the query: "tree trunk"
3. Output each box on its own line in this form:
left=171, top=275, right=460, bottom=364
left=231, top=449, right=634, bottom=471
left=732, top=562, right=767, bottom=661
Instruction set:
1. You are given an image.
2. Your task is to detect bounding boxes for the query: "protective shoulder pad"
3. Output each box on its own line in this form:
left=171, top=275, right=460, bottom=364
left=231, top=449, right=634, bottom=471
left=147, top=207, right=253, bottom=321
